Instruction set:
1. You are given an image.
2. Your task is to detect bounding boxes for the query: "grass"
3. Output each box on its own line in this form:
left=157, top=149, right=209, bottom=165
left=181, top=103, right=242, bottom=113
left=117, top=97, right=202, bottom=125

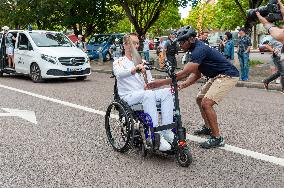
left=249, top=60, right=264, bottom=66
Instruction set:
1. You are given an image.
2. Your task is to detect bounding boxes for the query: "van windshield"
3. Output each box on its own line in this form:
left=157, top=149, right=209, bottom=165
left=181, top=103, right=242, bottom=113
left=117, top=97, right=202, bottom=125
left=88, top=35, right=111, bottom=45
left=29, top=32, right=73, bottom=47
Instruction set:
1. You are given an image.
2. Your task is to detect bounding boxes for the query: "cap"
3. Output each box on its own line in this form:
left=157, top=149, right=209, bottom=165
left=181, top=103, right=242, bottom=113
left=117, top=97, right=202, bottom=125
left=238, top=27, right=246, bottom=32
left=2, top=26, right=9, bottom=31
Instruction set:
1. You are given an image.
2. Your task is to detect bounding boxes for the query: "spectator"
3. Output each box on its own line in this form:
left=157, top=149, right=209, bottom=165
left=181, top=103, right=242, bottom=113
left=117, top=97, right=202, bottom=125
left=222, top=32, right=235, bottom=63
left=164, top=32, right=179, bottom=67
left=110, top=38, right=123, bottom=60
left=199, top=31, right=209, bottom=45
left=157, top=37, right=167, bottom=69
left=75, top=35, right=87, bottom=52
left=261, top=38, right=284, bottom=94
left=237, top=28, right=252, bottom=81
left=2, top=26, right=16, bottom=69
left=143, top=34, right=150, bottom=63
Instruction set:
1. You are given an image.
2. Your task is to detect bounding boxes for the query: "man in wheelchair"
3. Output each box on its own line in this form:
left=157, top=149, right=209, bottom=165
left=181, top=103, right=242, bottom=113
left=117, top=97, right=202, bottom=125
left=113, top=33, right=174, bottom=151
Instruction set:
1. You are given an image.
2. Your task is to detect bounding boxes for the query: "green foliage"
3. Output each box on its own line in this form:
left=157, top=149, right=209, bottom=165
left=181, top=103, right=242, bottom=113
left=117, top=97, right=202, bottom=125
left=182, top=3, right=216, bottom=31
left=213, top=0, right=249, bottom=30
left=0, top=0, right=123, bottom=37
left=148, top=5, right=181, bottom=36
left=249, top=60, right=264, bottom=66
left=0, top=0, right=190, bottom=38
left=181, top=0, right=270, bottom=31
left=115, top=0, right=189, bottom=37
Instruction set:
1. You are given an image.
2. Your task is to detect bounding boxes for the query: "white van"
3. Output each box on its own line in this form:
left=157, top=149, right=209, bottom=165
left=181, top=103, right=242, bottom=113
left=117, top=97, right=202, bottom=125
left=0, top=30, right=91, bottom=82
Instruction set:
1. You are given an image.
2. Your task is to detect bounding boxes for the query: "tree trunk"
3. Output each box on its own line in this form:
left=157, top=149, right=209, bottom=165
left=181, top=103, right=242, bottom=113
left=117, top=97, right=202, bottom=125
left=253, top=25, right=257, bottom=49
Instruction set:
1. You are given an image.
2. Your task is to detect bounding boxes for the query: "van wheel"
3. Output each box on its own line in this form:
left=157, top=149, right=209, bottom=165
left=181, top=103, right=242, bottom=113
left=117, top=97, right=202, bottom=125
left=30, top=63, right=43, bottom=83
left=76, top=76, right=87, bottom=81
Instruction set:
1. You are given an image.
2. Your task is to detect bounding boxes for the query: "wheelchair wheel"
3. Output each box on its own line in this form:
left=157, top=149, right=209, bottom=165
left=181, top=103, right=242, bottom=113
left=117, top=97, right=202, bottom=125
left=176, top=146, right=193, bottom=167
left=105, top=101, right=134, bottom=153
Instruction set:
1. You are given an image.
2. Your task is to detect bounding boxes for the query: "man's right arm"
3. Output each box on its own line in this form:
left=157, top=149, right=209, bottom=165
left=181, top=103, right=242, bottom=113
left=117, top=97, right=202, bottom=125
left=178, top=72, right=201, bottom=90
left=256, top=11, right=284, bottom=43
left=113, top=60, right=143, bottom=78
left=146, top=62, right=200, bottom=89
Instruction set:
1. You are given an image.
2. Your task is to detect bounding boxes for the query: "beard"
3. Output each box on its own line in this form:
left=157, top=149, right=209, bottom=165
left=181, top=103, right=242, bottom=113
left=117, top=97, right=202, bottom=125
left=127, top=37, right=143, bottom=65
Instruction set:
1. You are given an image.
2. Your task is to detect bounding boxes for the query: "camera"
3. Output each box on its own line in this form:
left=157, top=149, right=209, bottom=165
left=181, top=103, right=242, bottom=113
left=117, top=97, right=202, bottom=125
left=247, top=0, right=283, bottom=23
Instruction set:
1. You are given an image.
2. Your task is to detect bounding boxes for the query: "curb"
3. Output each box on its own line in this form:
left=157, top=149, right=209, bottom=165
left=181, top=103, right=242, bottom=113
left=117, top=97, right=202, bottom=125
left=91, top=69, right=281, bottom=91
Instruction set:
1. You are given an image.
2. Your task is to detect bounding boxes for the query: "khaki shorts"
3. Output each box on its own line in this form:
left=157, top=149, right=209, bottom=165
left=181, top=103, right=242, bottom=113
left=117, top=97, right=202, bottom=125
left=197, top=75, right=239, bottom=104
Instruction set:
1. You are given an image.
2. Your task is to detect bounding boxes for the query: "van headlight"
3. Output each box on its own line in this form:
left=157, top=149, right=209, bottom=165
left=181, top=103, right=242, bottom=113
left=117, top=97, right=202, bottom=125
left=41, top=54, right=57, bottom=64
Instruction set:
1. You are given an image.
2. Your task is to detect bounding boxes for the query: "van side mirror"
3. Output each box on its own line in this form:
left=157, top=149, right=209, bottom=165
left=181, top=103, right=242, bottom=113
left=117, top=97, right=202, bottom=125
left=19, top=44, right=28, bottom=50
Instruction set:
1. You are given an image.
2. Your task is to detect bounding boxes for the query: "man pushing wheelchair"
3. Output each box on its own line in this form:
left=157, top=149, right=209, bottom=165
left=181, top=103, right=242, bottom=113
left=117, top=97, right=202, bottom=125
left=147, top=26, right=240, bottom=149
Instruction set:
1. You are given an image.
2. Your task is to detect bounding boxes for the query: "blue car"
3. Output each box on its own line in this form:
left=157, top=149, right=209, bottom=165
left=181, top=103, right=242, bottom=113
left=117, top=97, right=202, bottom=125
left=86, top=33, right=124, bottom=61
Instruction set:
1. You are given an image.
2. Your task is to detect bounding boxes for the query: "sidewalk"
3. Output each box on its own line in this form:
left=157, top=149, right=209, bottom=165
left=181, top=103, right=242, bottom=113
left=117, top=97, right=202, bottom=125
left=90, top=52, right=282, bottom=91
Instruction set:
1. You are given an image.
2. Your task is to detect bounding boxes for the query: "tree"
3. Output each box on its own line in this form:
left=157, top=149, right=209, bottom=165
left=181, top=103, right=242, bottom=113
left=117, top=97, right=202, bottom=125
left=148, top=5, right=182, bottom=36
left=115, top=0, right=190, bottom=46
left=182, top=3, right=216, bottom=32
left=0, top=0, right=124, bottom=38
left=62, top=0, right=124, bottom=38
left=0, top=0, right=64, bottom=30
left=215, top=0, right=269, bottom=48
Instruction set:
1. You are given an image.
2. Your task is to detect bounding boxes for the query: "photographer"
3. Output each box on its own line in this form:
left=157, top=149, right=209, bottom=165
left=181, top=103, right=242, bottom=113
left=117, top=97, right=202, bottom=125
left=261, top=38, right=284, bottom=94
left=222, top=32, right=235, bottom=64
left=256, top=0, right=284, bottom=43
left=147, top=26, right=240, bottom=149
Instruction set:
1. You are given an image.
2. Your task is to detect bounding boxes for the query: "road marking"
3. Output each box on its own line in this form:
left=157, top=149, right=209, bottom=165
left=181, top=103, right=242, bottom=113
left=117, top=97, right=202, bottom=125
left=0, top=108, right=37, bottom=124
left=0, top=84, right=283, bottom=167
left=188, top=135, right=284, bottom=167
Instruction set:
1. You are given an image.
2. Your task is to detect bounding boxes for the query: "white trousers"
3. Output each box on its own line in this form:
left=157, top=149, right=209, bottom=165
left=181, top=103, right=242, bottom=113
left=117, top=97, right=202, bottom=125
left=122, top=88, right=174, bottom=127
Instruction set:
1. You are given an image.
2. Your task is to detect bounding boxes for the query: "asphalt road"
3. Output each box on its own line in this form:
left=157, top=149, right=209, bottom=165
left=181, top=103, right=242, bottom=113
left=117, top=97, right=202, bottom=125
left=0, top=73, right=283, bottom=187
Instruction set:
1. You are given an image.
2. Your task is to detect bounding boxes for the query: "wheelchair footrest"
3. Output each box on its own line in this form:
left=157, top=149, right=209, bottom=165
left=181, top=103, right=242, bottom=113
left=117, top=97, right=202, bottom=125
left=152, top=122, right=176, bottom=132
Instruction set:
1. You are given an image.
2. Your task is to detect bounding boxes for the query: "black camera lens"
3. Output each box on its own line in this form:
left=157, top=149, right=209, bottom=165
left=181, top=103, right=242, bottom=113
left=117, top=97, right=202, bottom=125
left=247, top=0, right=282, bottom=23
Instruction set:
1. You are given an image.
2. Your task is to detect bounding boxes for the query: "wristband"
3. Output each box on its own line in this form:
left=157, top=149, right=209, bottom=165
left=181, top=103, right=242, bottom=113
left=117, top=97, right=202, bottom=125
left=264, top=23, right=275, bottom=34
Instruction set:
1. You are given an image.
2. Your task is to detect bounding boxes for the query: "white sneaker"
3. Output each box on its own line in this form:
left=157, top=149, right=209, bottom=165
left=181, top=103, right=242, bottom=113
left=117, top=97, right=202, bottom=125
left=161, top=130, right=175, bottom=144
left=159, top=135, right=171, bottom=151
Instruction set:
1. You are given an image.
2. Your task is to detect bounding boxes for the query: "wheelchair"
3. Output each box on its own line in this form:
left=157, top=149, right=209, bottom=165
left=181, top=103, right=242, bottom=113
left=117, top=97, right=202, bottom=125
left=105, top=61, right=192, bottom=167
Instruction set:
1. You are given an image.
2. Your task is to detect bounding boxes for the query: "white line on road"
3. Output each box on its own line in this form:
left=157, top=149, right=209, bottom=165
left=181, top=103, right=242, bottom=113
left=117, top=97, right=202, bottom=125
left=0, top=84, right=283, bottom=167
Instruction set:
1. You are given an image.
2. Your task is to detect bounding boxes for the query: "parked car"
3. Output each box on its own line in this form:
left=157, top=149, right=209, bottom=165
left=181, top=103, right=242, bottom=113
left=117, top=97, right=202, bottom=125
left=67, top=34, right=79, bottom=43
left=86, top=33, right=124, bottom=61
left=0, top=30, right=91, bottom=82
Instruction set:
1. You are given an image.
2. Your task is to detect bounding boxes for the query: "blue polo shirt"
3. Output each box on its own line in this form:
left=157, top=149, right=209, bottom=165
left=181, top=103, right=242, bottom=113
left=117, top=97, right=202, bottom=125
left=190, top=40, right=239, bottom=78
